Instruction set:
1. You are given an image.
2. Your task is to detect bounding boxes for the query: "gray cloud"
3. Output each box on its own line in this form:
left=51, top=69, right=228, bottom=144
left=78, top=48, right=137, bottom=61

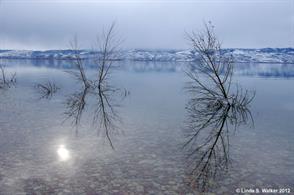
left=0, top=0, right=293, bottom=50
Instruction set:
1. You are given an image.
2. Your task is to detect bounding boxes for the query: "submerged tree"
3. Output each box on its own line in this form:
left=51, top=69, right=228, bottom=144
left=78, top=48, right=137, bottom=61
left=184, top=22, right=255, bottom=191
left=35, top=81, right=59, bottom=99
left=94, top=23, right=121, bottom=90
left=65, top=35, right=92, bottom=126
left=0, top=65, right=16, bottom=89
left=65, top=23, right=127, bottom=149
left=68, top=35, right=92, bottom=90
left=185, top=22, right=253, bottom=106
left=92, top=23, right=125, bottom=148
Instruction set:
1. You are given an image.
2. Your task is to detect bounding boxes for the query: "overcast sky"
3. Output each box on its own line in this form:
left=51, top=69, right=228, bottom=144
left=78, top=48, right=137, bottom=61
left=0, top=0, right=293, bottom=50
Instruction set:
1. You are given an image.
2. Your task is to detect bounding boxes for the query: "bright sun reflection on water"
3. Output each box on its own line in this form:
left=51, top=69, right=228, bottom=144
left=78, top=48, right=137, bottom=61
left=57, top=145, right=70, bottom=162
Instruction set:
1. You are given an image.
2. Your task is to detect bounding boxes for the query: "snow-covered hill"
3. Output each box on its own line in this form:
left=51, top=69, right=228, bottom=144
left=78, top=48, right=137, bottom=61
left=0, top=48, right=293, bottom=63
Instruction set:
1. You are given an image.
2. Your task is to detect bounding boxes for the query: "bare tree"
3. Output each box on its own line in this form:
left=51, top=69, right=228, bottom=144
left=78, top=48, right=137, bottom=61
left=63, top=36, right=91, bottom=128
left=35, top=81, right=59, bottom=99
left=183, top=22, right=255, bottom=191
left=92, top=23, right=124, bottom=148
left=93, top=22, right=121, bottom=90
left=186, top=22, right=234, bottom=104
left=0, top=64, right=16, bottom=89
left=185, top=21, right=254, bottom=117
left=65, top=23, right=127, bottom=149
left=68, top=35, right=91, bottom=89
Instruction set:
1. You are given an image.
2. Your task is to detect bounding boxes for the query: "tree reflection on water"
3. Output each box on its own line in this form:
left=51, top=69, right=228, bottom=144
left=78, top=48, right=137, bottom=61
left=184, top=22, right=255, bottom=191
left=65, top=24, right=128, bottom=149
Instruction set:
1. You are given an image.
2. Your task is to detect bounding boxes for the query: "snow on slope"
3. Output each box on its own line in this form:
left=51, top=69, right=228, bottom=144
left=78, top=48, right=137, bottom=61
left=0, top=48, right=293, bottom=63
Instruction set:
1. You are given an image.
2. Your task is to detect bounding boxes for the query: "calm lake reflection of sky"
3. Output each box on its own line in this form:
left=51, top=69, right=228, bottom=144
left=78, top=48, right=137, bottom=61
left=0, top=60, right=293, bottom=194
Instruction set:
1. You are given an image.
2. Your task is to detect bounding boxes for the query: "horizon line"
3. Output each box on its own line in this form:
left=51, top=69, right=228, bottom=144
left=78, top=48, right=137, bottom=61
left=1, top=47, right=294, bottom=52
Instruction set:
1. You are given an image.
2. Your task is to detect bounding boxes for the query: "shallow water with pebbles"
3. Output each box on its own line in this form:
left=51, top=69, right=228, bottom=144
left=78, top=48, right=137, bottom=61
left=0, top=61, right=293, bottom=194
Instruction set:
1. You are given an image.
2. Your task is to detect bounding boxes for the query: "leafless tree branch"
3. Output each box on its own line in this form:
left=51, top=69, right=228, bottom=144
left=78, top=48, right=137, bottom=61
left=184, top=22, right=255, bottom=191
left=64, top=23, right=127, bottom=149
left=0, top=64, right=16, bottom=89
left=35, top=81, right=59, bottom=99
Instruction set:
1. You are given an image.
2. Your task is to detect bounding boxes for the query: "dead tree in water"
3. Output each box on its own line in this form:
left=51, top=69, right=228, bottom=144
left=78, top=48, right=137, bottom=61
left=184, top=22, right=255, bottom=191
left=93, top=23, right=123, bottom=149
left=68, top=36, right=91, bottom=89
left=186, top=22, right=234, bottom=106
left=35, top=81, right=59, bottom=99
left=64, top=36, right=91, bottom=126
left=0, top=65, right=16, bottom=89
left=65, top=23, right=126, bottom=149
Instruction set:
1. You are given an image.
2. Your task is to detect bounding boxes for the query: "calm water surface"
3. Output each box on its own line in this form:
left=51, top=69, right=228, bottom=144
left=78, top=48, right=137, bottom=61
left=0, top=60, right=293, bottom=194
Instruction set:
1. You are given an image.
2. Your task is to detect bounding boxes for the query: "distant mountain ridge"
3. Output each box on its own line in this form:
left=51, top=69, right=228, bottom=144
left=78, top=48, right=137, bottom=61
left=0, top=48, right=293, bottom=63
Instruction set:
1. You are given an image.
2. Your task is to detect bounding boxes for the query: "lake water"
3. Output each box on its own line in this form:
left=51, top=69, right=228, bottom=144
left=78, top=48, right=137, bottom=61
left=0, top=60, right=293, bottom=194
